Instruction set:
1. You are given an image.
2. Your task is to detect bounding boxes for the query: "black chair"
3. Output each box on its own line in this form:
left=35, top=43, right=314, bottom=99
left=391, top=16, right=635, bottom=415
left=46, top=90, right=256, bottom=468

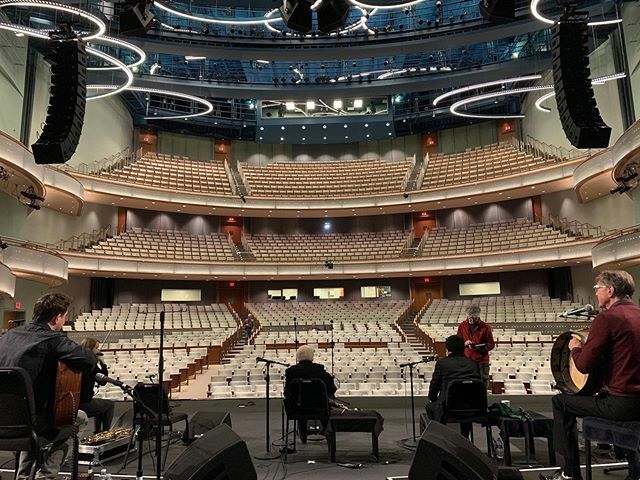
left=283, top=378, right=334, bottom=463
left=442, top=379, right=493, bottom=455
left=125, top=383, right=189, bottom=470
left=0, top=367, right=40, bottom=480
left=583, top=416, right=640, bottom=480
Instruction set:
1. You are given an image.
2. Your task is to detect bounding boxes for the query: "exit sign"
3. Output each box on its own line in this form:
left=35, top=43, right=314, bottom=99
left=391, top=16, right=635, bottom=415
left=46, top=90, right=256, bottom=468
left=15, top=302, right=21, bottom=309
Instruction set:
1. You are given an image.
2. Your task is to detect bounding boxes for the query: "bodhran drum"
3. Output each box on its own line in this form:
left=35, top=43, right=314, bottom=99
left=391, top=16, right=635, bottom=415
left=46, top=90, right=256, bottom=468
left=550, top=330, right=603, bottom=395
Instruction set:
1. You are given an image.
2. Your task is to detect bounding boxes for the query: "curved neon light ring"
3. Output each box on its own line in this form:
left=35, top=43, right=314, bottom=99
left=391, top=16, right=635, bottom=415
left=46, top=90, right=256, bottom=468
left=0, top=0, right=106, bottom=40
left=450, top=85, right=554, bottom=119
left=154, top=0, right=282, bottom=25
left=534, top=73, right=627, bottom=113
left=87, top=35, right=146, bottom=71
left=530, top=0, right=622, bottom=26
left=132, top=87, right=213, bottom=120
left=534, top=90, right=555, bottom=113
left=433, top=75, right=543, bottom=106
left=86, top=48, right=134, bottom=100
left=264, top=6, right=368, bottom=37
left=348, top=0, right=424, bottom=9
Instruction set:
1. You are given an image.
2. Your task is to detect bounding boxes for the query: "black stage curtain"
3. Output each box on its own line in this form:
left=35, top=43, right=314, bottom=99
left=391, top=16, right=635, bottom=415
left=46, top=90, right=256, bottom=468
left=548, top=266, right=574, bottom=302
left=90, top=277, right=115, bottom=309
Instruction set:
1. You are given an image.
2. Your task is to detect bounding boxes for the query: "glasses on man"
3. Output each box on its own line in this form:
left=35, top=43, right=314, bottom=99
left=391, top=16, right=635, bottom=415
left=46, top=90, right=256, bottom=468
left=593, top=284, right=607, bottom=291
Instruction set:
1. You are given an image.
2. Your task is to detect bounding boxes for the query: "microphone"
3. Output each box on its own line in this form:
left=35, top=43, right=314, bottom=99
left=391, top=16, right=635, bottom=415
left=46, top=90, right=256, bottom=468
left=560, top=304, right=594, bottom=318
left=95, top=373, right=132, bottom=391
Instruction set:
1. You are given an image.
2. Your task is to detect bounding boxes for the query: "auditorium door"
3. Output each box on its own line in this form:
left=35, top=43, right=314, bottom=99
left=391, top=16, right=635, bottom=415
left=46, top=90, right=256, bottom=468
left=218, top=281, right=248, bottom=316
left=412, top=279, right=442, bottom=311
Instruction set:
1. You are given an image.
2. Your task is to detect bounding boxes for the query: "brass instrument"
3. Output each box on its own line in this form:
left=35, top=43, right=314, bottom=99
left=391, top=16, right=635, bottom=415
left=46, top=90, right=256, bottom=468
left=82, top=428, right=132, bottom=446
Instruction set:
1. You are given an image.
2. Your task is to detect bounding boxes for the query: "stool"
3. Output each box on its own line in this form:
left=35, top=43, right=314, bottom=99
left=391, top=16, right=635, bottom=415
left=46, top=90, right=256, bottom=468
left=495, top=412, right=555, bottom=466
left=583, top=417, right=640, bottom=480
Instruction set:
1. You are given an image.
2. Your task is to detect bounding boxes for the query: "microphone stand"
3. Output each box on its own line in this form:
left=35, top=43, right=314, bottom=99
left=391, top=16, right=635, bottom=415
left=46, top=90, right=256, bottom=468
left=400, top=357, right=436, bottom=449
left=155, top=310, right=165, bottom=478
left=254, top=357, right=289, bottom=460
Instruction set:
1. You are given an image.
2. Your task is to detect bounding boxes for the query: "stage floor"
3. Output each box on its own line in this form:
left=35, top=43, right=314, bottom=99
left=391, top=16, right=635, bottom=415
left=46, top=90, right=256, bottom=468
left=0, top=395, right=631, bottom=480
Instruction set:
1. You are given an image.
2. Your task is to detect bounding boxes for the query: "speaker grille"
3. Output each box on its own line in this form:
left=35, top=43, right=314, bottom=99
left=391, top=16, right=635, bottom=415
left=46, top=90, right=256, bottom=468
left=32, top=34, right=87, bottom=164
left=552, top=14, right=611, bottom=149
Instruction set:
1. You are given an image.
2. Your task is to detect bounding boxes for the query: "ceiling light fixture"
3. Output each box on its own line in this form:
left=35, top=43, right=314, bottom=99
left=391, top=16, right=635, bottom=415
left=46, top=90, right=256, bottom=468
left=433, top=74, right=542, bottom=106
left=530, top=0, right=622, bottom=26
left=154, top=0, right=282, bottom=25
left=86, top=48, right=134, bottom=100
left=0, top=0, right=106, bottom=40
left=87, top=35, right=146, bottom=71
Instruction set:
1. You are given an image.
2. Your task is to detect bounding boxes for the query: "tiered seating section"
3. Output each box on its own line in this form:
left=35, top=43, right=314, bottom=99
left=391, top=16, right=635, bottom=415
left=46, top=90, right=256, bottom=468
left=417, top=295, right=589, bottom=394
left=239, top=157, right=413, bottom=197
left=208, top=300, right=431, bottom=398
left=246, top=231, right=407, bottom=262
left=422, top=143, right=564, bottom=189
left=84, top=228, right=236, bottom=261
left=100, top=153, right=234, bottom=195
left=422, top=218, right=575, bottom=256
left=70, top=303, right=240, bottom=399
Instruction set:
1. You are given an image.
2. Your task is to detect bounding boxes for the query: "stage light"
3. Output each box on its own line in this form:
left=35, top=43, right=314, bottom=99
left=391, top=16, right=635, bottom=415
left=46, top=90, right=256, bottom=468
left=306, top=100, right=315, bottom=110
left=286, top=101, right=295, bottom=111
left=333, top=99, right=343, bottom=109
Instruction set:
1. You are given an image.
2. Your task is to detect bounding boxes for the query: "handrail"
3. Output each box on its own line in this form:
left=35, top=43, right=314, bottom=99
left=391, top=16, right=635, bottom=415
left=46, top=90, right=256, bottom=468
left=401, top=154, right=417, bottom=190
left=401, top=229, right=416, bottom=255
left=224, top=160, right=237, bottom=195
left=0, top=236, right=62, bottom=257
left=58, top=147, right=142, bottom=175
left=520, top=135, right=595, bottom=161
left=543, top=214, right=603, bottom=239
left=595, top=224, right=640, bottom=245
left=53, top=225, right=114, bottom=252
left=236, top=162, right=251, bottom=195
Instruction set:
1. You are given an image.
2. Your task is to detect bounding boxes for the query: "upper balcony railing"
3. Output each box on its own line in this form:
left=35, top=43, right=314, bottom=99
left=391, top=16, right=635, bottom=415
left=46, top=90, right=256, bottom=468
left=50, top=225, right=114, bottom=252
left=58, top=148, right=142, bottom=176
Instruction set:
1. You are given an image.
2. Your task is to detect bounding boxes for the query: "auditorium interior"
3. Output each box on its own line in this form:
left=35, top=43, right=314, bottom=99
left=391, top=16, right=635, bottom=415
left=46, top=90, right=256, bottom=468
left=1, top=0, right=640, bottom=478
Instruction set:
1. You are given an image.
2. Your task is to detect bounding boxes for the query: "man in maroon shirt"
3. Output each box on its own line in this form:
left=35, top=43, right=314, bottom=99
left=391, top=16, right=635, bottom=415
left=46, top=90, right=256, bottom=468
left=456, top=304, right=495, bottom=385
left=542, top=270, right=640, bottom=480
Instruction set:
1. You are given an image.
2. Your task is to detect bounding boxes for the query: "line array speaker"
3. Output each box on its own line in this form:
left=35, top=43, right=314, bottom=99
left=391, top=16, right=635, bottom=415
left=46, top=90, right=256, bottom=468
left=31, top=32, right=86, bottom=165
left=317, top=0, right=350, bottom=33
left=164, top=424, right=257, bottom=480
left=552, top=13, right=611, bottom=149
left=478, top=0, right=515, bottom=23
left=280, top=0, right=312, bottom=33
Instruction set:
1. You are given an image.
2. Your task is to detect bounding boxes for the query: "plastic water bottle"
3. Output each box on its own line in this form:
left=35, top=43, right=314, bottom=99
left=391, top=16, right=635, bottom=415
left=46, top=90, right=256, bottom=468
left=494, top=437, right=504, bottom=460
left=100, top=468, right=107, bottom=480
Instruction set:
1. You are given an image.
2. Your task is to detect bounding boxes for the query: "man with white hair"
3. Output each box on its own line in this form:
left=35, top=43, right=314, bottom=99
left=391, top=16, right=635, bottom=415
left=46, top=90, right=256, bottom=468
left=284, top=345, right=337, bottom=443
left=456, top=304, right=494, bottom=385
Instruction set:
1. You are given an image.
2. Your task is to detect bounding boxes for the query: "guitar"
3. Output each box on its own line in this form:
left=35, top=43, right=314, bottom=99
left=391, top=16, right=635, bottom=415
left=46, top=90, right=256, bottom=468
left=53, top=362, right=83, bottom=480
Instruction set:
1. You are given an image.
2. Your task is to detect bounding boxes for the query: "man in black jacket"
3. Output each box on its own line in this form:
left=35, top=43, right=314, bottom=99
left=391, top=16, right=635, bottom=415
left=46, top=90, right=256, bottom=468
left=284, top=345, right=337, bottom=443
left=0, top=293, right=97, bottom=480
left=426, top=335, right=481, bottom=438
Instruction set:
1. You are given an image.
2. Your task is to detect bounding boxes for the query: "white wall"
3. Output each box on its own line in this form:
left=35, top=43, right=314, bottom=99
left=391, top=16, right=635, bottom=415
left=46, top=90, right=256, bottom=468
left=541, top=189, right=636, bottom=232
left=234, top=135, right=420, bottom=166
left=522, top=38, right=626, bottom=149
left=0, top=31, right=27, bottom=139
left=622, top=3, right=640, bottom=122
left=0, top=190, right=118, bottom=245
left=438, top=122, right=496, bottom=154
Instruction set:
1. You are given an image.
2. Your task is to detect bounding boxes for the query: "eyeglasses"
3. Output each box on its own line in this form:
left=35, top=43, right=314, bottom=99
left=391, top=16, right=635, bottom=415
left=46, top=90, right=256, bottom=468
left=593, top=284, right=607, bottom=291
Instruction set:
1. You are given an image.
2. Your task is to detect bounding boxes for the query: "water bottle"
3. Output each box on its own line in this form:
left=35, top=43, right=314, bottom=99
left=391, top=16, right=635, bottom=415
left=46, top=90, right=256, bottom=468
left=494, top=436, right=504, bottom=460
left=99, top=469, right=107, bottom=480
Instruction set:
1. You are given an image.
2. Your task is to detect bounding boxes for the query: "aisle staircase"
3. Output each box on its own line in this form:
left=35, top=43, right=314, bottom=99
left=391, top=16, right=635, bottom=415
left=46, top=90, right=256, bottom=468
left=397, top=306, right=432, bottom=357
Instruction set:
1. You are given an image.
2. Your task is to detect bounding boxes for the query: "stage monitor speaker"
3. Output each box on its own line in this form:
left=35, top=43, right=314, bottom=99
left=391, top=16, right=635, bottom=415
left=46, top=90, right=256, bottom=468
left=478, top=0, right=515, bottom=23
left=31, top=33, right=86, bottom=165
left=409, top=420, right=499, bottom=480
left=280, top=0, right=312, bottom=33
left=552, top=14, right=611, bottom=149
left=119, top=0, right=154, bottom=36
left=182, top=411, right=232, bottom=444
left=317, top=0, right=350, bottom=33
left=165, top=424, right=256, bottom=480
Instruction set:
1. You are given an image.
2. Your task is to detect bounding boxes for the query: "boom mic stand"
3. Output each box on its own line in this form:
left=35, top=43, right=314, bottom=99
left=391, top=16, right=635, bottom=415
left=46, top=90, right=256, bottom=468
left=400, top=356, right=437, bottom=449
left=254, top=357, right=290, bottom=460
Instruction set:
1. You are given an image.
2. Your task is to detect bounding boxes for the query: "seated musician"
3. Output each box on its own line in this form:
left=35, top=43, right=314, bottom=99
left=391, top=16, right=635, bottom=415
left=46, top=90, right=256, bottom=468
left=284, top=345, right=337, bottom=443
left=0, top=293, right=98, bottom=480
left=78, top=338, right=115, bottom=434
left=425, top=334, right=480, bottom=439
left=542, top=270, right=640, bottom=480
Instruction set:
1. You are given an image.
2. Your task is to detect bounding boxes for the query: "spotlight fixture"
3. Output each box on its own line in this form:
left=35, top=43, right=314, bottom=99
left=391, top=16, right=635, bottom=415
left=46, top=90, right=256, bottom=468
left=324, top=260, right=334, bottom=269
left=119, top=0, right=155, bottom=36
left=0, top=238, right=7, bottom=250
left=239, top=194, right=247, bottom=203
left=20, top=188, right=45, bottom=203
left=0, top=166, right=10, bottom=181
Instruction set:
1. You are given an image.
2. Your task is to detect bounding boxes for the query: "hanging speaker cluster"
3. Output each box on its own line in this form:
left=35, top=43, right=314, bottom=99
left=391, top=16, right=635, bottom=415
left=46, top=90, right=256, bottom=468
left=280, top=0, right=350, bottom=34
left=32, top=30, right=87, bottom=165
left=552, top=13, right=611, bottom=149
